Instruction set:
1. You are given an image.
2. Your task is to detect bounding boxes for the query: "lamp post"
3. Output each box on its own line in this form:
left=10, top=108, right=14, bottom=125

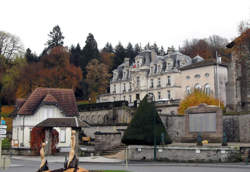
left=216, top=51, right=221, bottom=107
left=153, top=111, right=156, bottom=161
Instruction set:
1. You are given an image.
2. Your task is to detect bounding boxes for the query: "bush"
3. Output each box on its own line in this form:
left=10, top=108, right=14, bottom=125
left=1, top=138, right=11, bottom=149
left=178, top=89, right=224, bottom=115
left=122, top=95, right=172, bottom=145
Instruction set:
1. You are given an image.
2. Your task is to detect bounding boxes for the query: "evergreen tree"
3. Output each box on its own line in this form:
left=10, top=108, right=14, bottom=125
left=134, top=43, right=141, bottom=55
left=25, top=48, right=38, bottom=63
left=46, top=25, right=64, bottom=49
left=122, top=95, right=172, bottom=145
left=81, top=33, right=100, bottom=75
left=102, top=42, right=113, bottom=53
left=126, top=42, right=135, bottom=63
left=144, top=42, right=151, bottom=50
left=113, top=42, right=126, bottom=70
left=70, top=43, right=82, bottom=67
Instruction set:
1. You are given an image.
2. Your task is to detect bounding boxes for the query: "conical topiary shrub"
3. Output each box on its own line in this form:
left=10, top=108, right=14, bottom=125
left=122, top=95, right=172, bottom=145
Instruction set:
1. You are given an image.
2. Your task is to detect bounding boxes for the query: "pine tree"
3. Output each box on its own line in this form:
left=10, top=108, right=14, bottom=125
left=70, top=44, right=82, bottom=67
left=46, top=25, right=64, bottom=49
left=113, top=42, right=126, bottom=70
left=102, top=42, right=113, bottom=53
left=25, top=48, right=38, bottom=63
left=122, top=95, right=172, bottom=145
left=81, top=33, right=100, bottom=75
left=126, top=42, right=135, bottom=63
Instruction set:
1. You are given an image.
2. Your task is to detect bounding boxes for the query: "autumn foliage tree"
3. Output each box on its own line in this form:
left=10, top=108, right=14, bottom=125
left=85, top=59, right=111, bottom=102
left=30, top=127, right=59, bottom=155
left=16, top=46, right=82, bottom=98
left=178, top=89, right=224, bottom=115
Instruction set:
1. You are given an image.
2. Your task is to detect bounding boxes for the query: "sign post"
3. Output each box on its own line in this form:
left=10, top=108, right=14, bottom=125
left=0, top=124, right=7, bottom=169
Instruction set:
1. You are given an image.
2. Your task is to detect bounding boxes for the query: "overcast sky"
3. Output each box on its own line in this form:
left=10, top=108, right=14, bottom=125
left=1, top=0, right=250, bottom=54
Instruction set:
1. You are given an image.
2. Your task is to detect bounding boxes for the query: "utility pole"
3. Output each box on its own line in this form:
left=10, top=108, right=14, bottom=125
left=216, top=51, right=221, bottom=107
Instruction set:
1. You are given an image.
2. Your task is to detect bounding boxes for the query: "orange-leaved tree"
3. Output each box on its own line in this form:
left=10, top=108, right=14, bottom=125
left=30, top=127, right=59, bottom=155
left=85, top=59, right=111, bottom=103
left=178, top=89, right=224, bottom=115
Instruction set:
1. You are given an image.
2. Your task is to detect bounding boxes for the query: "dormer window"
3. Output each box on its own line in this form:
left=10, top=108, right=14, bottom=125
left=137, top=61, right=139, bottom=68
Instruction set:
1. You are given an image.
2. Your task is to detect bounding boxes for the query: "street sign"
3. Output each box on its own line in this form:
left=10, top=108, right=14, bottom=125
left=0, top=135, right=6, bottom=138
left=0, top=125, right=7, bottom=129
left=0, top=130, right=6, bottom=135
left=0, top=120, right=5, bottom=125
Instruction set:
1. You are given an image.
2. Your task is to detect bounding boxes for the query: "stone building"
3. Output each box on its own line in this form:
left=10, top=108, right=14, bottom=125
left=97, top=49, right=228, bottom=111
left=226, top=33, right=250, bottom=112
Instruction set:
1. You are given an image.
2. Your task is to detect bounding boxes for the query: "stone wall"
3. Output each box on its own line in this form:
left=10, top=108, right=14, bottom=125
left=239, top=114, right=250, bottom=142
left=160, top=115, right=185, bottom=142
left=82, top=125, right=127, bottom=138
left=128, top=145, right=240, bottom=162
left=79, top=106, right=133, bottom=125
left=223, top=115, right=240, bottom=142
left=95, top=132, right=122, bottom=152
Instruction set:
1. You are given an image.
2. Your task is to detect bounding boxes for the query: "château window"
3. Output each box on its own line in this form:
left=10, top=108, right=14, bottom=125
left=167, top=90, right=171, bottom=99
left=113, top=85, right=116, bottom=94
left=129, top=82, right=132, bottom=91
left=123, top=83, right=126, bottom=92
left=205, top=73, right=209, bottom=77
left=167, top=76, right=171, bottom=85
left=154, top=64, right=157, bottom=74
left=205, top=84, right=211, bottom=95
left=157, top=78, right=161, bottom=87
left=186, top=75, right=190, bottom=79
left=194, top=74, right=201, bottom=79
left=158, top=92, right=161, bottom=99
left=186, top=86, right=191, bottom=95
left=150, top=79, right=154, bottom=88
left=194, top=83, right=201, bottom=90
left=129, top=95, right=132, bottom=103
left=136, top=76, right=140, bottom=88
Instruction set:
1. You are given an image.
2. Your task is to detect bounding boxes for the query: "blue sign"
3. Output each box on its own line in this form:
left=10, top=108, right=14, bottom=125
left=1, top=120, right=5, bottom=125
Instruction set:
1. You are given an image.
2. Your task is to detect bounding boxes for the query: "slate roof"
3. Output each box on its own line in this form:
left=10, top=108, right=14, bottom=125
left=17, top=87, right=78, bottom=116
left=180, top=60, right=227, bottom=71
left=35, top=117, right=89, bottom=128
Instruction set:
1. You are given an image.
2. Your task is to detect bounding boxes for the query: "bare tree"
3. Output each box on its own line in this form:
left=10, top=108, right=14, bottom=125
left=0, top=31, right=24, bottom=59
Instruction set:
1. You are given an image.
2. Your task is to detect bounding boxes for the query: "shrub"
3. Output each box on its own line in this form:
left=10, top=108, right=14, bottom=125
left=178, top=89, right=224, bottom=115
left=30, top=127, right=58, bottom=154
left=122, top=95, right=172, bottom=145
left=1, top=138, right=11, bottom=149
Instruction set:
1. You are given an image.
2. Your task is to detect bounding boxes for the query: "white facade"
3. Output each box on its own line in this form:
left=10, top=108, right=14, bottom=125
left=98, top=50, right=228, bottom=106
left=12, top=105, right=72, bottom=148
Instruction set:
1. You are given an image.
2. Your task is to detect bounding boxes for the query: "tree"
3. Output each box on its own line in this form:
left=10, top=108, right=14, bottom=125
left=46, top=25, right=64, bottom=49
left=102, top=42, right=113, bottom=53
left=113, top=42, right=126, bottom=70
left=178, top=89, right=224, bottom=115
left=85, top=59, right=111, bottom=102
left=16, top=46, right=82, bottom=98
left=0, top=31, right=24, bottom=59
left=81, top=33, right=100, bottom=75
left=30, top=127, right=58, bottom=155
left=70, top=44, right=82, bottom=67
left=100, top=51, right=114, bottom=72
left=25, top=48, right=38, bottom=63
left=122, top=95, right=172, bottom=145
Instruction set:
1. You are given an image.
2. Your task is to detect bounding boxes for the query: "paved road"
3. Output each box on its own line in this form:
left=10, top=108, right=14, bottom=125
left=3, top=159, right=250, bottom=172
